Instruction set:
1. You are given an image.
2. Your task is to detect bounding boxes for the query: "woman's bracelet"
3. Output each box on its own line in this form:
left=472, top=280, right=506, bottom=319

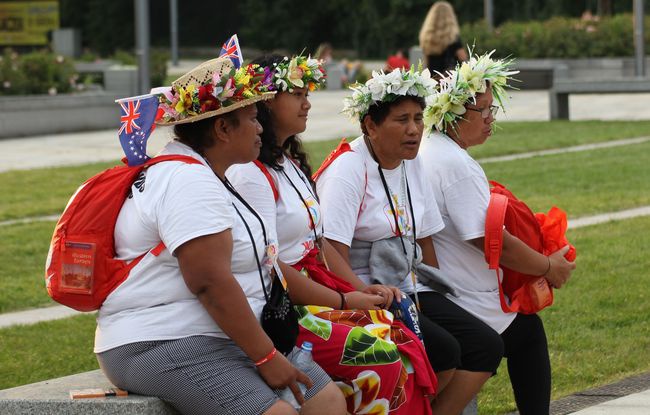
left=338, top=291, right=348, bottom=309
left=542, top=256, right=551, bottom=276
left=254, top=347, right=277, bottom=367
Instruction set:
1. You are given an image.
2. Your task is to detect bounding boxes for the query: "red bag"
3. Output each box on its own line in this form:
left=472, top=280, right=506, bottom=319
left=484, top=181, right=576, bottom=314
left=45, top=155, right=202, bottom=311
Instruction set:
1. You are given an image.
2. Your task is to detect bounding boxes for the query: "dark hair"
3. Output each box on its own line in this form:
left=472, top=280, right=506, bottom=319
left=173, top=111, right=239, bottom=156
left=361, top=95, right=426, bottom=135
left=251, top=54, right=314, bottom=181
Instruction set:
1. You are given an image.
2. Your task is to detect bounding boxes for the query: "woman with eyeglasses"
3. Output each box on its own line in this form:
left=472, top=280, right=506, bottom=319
left=316, top=66, right=505, bottom=415
left=420, top=51, right=576, bottom=415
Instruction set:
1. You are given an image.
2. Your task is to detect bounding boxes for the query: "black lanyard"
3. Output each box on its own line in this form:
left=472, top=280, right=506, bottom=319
left=280, top=160, right=320, bottom=244
left=220, top=176, right=271, bottom=302
left=364, top=137, right=417, bottom=255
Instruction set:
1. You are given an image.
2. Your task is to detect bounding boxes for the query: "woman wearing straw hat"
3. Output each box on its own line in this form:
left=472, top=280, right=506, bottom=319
left=315, top=66, right=504, bottom=414
left=94, top=57, right=346, bottom=415
left=228, top=54, right=437, bottom=414
left=420, top=50, right=576, bottom=414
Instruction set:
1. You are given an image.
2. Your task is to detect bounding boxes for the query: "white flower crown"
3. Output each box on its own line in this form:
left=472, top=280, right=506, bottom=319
left=342, top=66, right=438, bottom=122
left=423, top=49, right=519, bottom=134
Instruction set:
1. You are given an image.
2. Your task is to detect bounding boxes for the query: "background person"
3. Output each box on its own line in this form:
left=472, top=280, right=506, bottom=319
left=419, top=1, right=468, bottom=74
left=95, top=57, right=345, bottom=415
left=315, top=67, right=504, bottom=415
left=315, top=42, right=362, bottom=84
left=420, top=51, right=576, bottom=415
left=228, top=53, right=437, bottom=414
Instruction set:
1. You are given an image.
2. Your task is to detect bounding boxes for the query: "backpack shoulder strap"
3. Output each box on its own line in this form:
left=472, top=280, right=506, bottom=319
left=312, top=138, right=352, bottom=182
left=485, top=191, right=508, bottom=269
left=485, top=190, right=517, bottom=313
left=253, top=160, right=279, bottom=202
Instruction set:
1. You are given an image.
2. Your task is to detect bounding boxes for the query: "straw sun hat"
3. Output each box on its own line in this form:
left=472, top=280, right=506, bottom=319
left=156, top=56, right=276, bottom=125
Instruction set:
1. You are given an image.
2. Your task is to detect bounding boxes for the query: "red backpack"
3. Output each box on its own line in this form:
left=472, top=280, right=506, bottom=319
left=484, top=180, right=576, bottom=314
left=45, top=155, right=202, bottom=311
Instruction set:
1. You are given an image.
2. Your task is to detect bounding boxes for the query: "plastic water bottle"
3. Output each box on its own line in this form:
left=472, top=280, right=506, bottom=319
left=278, top=341, right=313, bottom=409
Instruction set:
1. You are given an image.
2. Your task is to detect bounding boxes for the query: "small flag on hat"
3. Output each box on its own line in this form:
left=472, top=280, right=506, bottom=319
left=116, top=94, right=159, bottom=166
left=219, top=34, right=243, bottom=69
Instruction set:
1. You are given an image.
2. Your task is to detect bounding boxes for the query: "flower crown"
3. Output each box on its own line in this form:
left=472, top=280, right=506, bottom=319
left=157, top=63, right=273, bottom=124
left=342, top=66, right=438, bottom=122
left=423, top=49, right=518, bottom=134
left=271, top=55, right=326, bottom=92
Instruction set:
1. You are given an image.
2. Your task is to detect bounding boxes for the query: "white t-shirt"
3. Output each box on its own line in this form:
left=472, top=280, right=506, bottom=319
left=419, top=132, right=516, bottom=333
left=228, top=157, right=322, bottom=266
left=95, top=141, right=272, bottom=353
left=316, top=135, right=445, bottom=294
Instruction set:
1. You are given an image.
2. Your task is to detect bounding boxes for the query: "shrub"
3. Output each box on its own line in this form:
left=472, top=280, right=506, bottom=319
left=0, top=49, right=78, bottom=96
left=462, top=13, right=648, bottom=59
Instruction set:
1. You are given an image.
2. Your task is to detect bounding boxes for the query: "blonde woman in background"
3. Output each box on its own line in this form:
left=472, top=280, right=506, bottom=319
left=419, top=1, right=468, bottom=74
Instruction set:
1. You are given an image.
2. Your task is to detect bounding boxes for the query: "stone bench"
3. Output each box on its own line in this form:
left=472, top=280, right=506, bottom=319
left=550, top=77, right=650, bottom=119
left=0, top=370, right=178, bottom=415
left=0, top=369, right=478, bottom=414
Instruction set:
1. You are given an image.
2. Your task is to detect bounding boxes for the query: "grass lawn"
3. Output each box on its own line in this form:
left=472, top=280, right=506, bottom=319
left=471, top=120, right=650, bottom=159
left=1, top=136, right=650, bottom=313
left=2, top=215, right=649, bottom=415
left=2, top=120, right=650, bottom=407
left=482, top=140, right=650, bottom=218
left=478, top=215, right=650, bottom=414
left=0, top=221, right=57, bottom=313
left=0, top=314, right=98, bottom=390
left=1, top=120, right=650, bottom=222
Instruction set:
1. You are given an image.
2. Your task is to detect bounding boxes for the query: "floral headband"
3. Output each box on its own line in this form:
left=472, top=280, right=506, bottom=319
left=271, top=55, right=327, bottom=92
left=342, top=66, right=438, bottom=122
left=157, top=59, right=275, bottom=125
left=423, top=49, right=518, bottom=134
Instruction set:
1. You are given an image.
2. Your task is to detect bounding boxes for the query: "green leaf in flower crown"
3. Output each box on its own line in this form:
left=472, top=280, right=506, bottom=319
left=340, top=327, right=400, bottom=366
left=296, top=306, right=332, bottom=340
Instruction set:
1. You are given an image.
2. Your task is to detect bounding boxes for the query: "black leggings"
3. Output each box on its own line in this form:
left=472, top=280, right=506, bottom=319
left=411, top=291, right=504, bottom=373
left=502, top=313, right=551, bottom=415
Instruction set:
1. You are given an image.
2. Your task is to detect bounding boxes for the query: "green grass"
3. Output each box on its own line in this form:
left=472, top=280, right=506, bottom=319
left=2, top=120, right=649, bottom=222
left=478, top=215, right=650, bottom=414
left=0, top=314, right=98, bottom=390
left=1, top=136, right=649, bottom=314
left=0, top=221, right=57, bottom=312
left=483, top=140, right=650, bottom=218
left=470, top=120, right=650, bottom=159
left=2, top=215, right=649, bottom=414
left=0, top=161, right=116, bottom=221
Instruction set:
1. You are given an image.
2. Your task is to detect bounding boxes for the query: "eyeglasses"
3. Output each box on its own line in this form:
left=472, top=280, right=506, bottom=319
left=466, top=105, right=499, bottom=119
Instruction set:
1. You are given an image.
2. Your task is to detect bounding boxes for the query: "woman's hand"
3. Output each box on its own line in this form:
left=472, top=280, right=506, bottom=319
left=543, top=245, right=576, bottom=289
left=257, top=352, right=313, bottom=405
left=345, top=291, right=385, bottom=310
left=362, top=284, right=402, bottom=309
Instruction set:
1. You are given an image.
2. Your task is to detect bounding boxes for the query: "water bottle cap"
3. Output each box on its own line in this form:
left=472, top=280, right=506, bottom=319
left=301, top=341, right=313, bottom=352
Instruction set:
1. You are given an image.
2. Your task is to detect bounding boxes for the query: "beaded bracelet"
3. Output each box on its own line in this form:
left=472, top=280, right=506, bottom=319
left=254, top=347, right=277, bottom=367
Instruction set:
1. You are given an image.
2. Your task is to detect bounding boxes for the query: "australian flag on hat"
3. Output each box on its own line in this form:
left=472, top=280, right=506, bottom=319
left=116, top=94, right=161, bottom=166
left=219, top=34, right=243, bottom=69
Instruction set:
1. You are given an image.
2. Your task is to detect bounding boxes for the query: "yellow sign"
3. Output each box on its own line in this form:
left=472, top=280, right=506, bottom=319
left=0, top=1, right=59, bottom=45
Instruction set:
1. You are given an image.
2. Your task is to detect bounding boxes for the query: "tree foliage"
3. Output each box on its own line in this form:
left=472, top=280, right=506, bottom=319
left=57, top=0, right=649, bottom=58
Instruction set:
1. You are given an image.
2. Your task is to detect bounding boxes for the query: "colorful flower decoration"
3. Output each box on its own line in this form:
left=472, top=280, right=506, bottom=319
left=157, top=63, right=274, bottom=124
left=337, top=370, right=390, bottom=415
left=423, top=48, right=519, bottom=134
left=271, top=55, right=327, bottom=93
left=342, top=65, right=438, bottom=122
